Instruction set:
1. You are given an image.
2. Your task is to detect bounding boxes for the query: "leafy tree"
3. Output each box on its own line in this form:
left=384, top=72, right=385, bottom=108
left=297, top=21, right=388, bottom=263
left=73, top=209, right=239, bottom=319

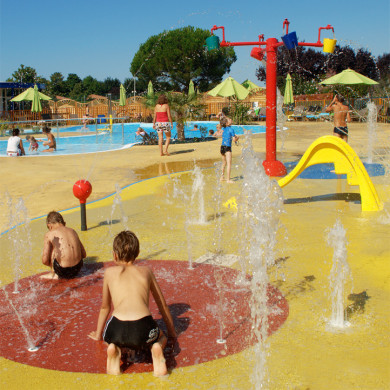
left=130, top=26, right=236, bottom=93
left=47, top=72, right=66, bottom=97
left=255, top=45, right=381, bottom=97
left=142, top=91, right=205, bottom=140
left=66, top=73, right=82, bottom=93
left=83, top=76, right=103, bottom=96
left=102, top=77, right=121, bottom=96
left=11, top=64, right=39, bottom=83
left=167, top=92, right=205, bottom=140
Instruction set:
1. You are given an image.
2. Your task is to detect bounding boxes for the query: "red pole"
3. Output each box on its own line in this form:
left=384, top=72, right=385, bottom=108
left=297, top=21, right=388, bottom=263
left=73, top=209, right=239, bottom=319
left=262, top=38, right=287, bottom=176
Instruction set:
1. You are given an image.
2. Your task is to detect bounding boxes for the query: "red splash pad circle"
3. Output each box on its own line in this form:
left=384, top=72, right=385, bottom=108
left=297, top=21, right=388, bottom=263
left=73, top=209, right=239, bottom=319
left=0, top=260, right=288, bottom=374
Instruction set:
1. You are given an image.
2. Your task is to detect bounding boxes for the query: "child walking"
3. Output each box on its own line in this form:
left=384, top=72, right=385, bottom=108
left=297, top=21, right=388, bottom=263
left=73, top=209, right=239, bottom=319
left=88, top=230, right=176, bottom=376
left=218, top=117, right=239, bottom=183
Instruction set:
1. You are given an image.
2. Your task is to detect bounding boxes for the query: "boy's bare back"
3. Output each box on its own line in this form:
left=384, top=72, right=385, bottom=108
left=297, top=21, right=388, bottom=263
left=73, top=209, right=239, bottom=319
left=104, top=264, right=153, bottom=321
left=42, top=224, right=86, bottom=268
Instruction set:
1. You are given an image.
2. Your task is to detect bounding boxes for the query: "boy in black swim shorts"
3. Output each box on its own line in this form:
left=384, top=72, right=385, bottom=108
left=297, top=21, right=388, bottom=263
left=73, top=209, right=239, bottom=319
left=88, top=231, right=176, bottom=376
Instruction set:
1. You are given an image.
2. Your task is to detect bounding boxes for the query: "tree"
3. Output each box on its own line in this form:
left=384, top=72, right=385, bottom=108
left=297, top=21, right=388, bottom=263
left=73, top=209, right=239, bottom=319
left=142, top=91, right=205, bottom=141
left=10, top=64, right=46, bottom=84
left=167, top=92, right=205, bottom=140
left=256, top=45, right=381, bottom=97
left=47, top=72, right=66, bottom=97
left=130, top=26, right=236, bottom=93
left=66, top=73, right=82, bottom=93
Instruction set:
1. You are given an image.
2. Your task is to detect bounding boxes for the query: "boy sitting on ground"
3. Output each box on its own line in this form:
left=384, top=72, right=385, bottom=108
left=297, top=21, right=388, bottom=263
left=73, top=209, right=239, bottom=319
left=41, top=211, right=86, bottom=279
left=88, top=230, right=176, bottom=376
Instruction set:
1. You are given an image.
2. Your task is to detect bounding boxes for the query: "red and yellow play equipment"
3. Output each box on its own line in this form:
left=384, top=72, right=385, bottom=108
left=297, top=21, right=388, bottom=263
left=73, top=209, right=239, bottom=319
left=207, top=19, right=336, bottom=177
left=224, top=136, right=382, bottom=212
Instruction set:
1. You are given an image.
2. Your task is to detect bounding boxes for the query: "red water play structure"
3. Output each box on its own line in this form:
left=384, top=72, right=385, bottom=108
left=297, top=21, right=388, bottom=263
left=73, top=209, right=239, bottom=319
left=73, top=179, right=92, bottom=231
left=207, top=19, right=335, bottom=176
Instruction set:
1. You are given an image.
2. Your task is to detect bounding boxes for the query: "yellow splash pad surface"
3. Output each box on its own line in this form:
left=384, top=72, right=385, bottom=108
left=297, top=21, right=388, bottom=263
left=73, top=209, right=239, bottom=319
left=0, top=159, right=389, bottom=389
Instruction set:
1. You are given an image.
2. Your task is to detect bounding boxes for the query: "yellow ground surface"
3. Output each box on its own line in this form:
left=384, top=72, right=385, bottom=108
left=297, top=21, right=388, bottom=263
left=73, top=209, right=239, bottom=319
left=0, top=121, right=389, bottom=389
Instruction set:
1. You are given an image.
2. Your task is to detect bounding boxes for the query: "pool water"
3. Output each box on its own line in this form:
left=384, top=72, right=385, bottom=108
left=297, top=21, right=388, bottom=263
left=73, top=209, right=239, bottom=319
left=0, top=122, right=266, bottom=156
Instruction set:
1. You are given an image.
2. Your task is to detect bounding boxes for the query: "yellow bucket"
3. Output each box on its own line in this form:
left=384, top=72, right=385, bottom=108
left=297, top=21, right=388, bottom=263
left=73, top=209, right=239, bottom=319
left=323, top=38, right=337, bottom=53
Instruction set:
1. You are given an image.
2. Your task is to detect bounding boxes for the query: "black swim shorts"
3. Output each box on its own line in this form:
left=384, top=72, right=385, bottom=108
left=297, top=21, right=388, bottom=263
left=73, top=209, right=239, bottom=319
left=220, top=145, right=232, bottom=155
left=53, top=259, right=83, bottom=279
left=103, top=315, right=160, bottom=349
left=334, top=126, right=348, bottom=136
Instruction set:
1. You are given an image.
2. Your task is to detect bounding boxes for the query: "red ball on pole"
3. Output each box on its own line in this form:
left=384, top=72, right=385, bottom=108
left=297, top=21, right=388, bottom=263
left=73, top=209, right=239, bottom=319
left=73, top=180, right=92, bottom=231
left=73, top=180, right=92, bottom=204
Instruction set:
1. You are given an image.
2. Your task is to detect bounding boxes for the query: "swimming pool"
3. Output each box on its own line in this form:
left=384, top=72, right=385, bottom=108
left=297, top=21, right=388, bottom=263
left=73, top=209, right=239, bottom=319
left=0, top=122, right=266, bottom=156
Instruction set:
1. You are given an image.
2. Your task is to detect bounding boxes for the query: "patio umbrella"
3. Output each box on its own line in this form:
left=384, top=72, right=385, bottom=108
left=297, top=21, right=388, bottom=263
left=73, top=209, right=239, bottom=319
left=31, top=85, right=43, bottom=112
left=207, top=76, right=249, bottom=100
left=320, top=69, right=379, bottom=85
left=283, top=73, right=294, bottom=105
left=119, top=84, right=126, bottom=106
left=242, top=79, right=262, bottom=93
left=147, top=81, right=154, bottom=98
left=11, top=86, right=52, bottom=103
left=188, top=80, right=195, bottom=99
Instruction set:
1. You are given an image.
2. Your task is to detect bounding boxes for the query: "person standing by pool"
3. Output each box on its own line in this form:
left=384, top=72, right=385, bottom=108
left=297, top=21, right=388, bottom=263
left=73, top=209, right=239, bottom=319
left=6, top=128, right=25, bottom=156
left=38, top=126, right=56, bottom=152
left=153, top=94, right=173, bottom=156
left=218, top=117, right=239, bottom=183
left=326, top=94, right=351, bottom=142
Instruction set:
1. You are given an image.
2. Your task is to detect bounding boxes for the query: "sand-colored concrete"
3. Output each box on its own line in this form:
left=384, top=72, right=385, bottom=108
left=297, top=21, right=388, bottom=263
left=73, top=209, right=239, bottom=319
left=1, top=121, right=388, bottom=230
left=0, top=120, right=389, bottom=389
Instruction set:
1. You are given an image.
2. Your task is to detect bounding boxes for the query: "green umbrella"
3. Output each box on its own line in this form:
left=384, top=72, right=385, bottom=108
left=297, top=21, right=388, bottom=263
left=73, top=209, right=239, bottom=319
left=320, top=69, right=379, bottom=85
left=242, top=79, right=263, bottom=93
left=283, top=74, right=294, bottom=105
left=119, top=84, right=126, bottom=106
left=207, top=76, right=249, bottom=100
left=11, top=86, right=52, bottom=102
left=31, top=85, right=42, bottom=112
left=188, top=80, right=195, bottom=99
left=147, top=80, right=154, bottom=98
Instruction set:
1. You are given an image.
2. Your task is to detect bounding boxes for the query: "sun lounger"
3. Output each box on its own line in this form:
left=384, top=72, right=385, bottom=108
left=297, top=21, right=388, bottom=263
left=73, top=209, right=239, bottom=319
left=288, top=106, right=306, bottom=121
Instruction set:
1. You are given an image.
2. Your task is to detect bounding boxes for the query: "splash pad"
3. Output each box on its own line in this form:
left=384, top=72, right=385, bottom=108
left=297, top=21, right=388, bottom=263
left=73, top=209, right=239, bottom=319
left=0, top=120, right=389, bottom=389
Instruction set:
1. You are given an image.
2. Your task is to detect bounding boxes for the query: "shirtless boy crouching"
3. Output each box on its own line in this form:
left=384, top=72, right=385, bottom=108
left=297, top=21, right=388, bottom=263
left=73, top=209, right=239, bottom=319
left=88, top=230, right=176, bottom=376
left=41, top=211, right=86, bottom=279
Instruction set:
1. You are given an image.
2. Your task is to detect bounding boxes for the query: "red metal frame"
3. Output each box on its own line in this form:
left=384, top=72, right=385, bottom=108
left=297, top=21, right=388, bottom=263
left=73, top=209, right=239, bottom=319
left=211, top=20, right=334, bottom=177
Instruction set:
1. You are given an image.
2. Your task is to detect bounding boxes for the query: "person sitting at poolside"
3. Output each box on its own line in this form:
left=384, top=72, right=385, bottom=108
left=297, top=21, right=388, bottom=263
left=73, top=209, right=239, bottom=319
left=26, top=135, right=39, bottom=152
left=41, top=211, right=86, bottom=280
left=136, top=127, right=147, bottom=137
left=38, top=126, right=56, bottom=152
left=88, top=230, right=176, bottom=376
left=6, top=128, right=25, bottom=156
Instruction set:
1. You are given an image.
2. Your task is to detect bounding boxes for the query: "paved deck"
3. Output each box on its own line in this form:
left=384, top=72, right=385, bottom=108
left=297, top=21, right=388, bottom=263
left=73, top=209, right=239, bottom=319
left=0, top=121, right=389, bottom=389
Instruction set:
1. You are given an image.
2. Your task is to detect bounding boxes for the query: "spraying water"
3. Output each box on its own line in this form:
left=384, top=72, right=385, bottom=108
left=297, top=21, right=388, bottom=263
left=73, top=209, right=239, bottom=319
left=327, top=219, right=352, bottom=328
left=5, top=194, right=33, bottom=293
left=366, top=102, right=378, bottom=163
left=108, top=184, right=129, bottom=235
left=276, top=88, right=288, bottom=153
left=1, top=283, right=38, bottom=351
left=191, top=165, right=207, bottom=225
left=237, top=131, right=285, bottom=389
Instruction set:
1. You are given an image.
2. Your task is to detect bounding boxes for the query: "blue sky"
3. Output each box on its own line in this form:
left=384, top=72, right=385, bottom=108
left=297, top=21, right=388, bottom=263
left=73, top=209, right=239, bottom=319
left=0, top=0, right=389, bottom=87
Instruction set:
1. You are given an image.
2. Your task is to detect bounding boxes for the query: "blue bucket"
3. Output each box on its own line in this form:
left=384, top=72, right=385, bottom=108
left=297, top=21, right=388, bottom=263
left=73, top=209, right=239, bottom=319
left=206, top=35, right=220, bottom=51
left=281, top=31, right=298, bottom=50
